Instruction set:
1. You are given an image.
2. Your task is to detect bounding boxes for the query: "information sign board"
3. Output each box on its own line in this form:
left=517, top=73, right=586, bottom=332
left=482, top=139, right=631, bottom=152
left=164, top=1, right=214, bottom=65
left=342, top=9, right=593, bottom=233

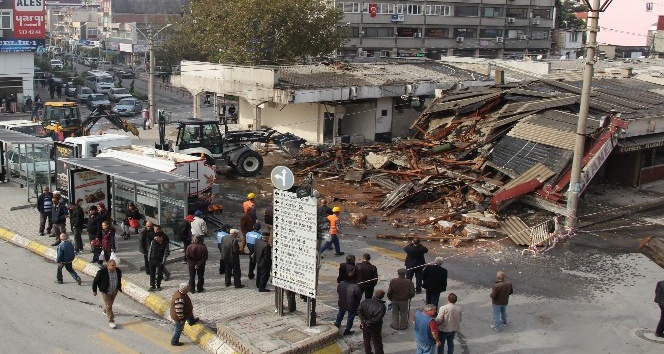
left=271, top=189, right=318, bottom=298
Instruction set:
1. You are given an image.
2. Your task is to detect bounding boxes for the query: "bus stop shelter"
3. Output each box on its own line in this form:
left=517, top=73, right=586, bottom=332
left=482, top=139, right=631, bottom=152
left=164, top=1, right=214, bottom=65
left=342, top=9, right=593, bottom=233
left=59, top=157, right=198, bottom=237
left=0, top=130, right=53, bottom=202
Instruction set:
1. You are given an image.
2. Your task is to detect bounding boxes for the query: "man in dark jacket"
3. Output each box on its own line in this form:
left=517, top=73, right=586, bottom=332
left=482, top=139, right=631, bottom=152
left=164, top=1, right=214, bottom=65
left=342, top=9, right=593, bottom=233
left=92, top=259, right=122, bottom=328
left=489, top=270, right=513, bottom=332
left=50, top=195, right=69, bottom=246
left=221, top=229, right=244, bottom=288
left=422, top=256, right=448, bottom=309
left=387, top=268, right=416, bottom=330
left=37, top=186, right=53, bottom=236
left=148, top=232, right=170, bottom=291
left=69, top=200, right=85, bottom=253
left=87, top=206, right=103, bottom=251
left=404, top=237, right=428, bottom=294
left=337, top=254, right=356, bottom=283
left=358, top=290, right=387, bottom=354
left=170, top=283, right=199, bottom=346
left=355, top=253, right=378, bottom=300
left=185, top=235, right=208, bottom=293
left=335, top=275, right=363, bottom=335
left=254, top=231, right=272, bottom=292
left=139, top=221, right=154, bottom=275
left=56, top=233, right=81, bottom=285
left=655, top=280, right=664, bottom=337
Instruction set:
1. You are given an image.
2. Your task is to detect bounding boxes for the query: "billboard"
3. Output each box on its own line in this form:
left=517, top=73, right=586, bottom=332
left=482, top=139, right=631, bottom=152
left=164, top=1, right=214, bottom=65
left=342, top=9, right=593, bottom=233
left=0, top=0, right=47, bottom=49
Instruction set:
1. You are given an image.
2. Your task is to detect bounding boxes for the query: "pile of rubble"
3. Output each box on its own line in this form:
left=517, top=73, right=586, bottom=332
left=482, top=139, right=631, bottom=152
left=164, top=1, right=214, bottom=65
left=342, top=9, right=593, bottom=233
left=292, top=78, right=663, bottom=247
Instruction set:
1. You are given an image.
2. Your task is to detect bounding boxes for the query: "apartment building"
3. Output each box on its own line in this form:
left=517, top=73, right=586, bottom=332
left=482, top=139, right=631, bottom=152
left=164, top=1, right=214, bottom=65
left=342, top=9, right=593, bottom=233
left=336, top=0, right=556, bottom=59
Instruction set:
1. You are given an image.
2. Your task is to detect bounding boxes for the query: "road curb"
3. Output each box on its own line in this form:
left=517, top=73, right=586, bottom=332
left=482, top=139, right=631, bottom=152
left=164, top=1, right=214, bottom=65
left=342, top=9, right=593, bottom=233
left=0, top=226, right=344, bottom=354
left=0, top=226, right=235, bottom=354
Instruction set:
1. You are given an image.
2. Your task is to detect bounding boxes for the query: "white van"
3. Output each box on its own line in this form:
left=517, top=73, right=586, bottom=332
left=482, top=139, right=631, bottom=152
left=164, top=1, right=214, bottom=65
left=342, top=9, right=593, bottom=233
left=97, top=61, right=112, bottom=71
left=64, top=134, right=132, bottom=157
left=50, top=59, right=64, bottom=69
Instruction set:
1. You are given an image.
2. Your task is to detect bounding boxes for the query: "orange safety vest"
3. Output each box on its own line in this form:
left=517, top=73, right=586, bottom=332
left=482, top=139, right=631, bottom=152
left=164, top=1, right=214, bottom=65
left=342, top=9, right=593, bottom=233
left=327, top=214, right=339, bottom=235
left=243, top=200, right=255, bottom=213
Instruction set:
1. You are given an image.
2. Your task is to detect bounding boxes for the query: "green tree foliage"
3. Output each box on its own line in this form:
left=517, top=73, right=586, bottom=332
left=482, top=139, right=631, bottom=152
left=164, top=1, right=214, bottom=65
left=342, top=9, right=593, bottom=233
left=159, top=0, right=347, bottom=65
left=555, top=0, right=588, bottom=29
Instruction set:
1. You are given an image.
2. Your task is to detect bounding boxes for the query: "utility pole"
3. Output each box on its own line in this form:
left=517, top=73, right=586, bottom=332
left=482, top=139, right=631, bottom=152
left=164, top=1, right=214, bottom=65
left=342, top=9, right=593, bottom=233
left=566, top=0, right=613, bottom=229
left=147, top=26, right=156, bottom=125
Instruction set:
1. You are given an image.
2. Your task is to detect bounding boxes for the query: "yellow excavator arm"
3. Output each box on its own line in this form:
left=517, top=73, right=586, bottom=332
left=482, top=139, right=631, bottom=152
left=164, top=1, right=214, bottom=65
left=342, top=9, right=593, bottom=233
left=79, top=108, right=140, bottom=137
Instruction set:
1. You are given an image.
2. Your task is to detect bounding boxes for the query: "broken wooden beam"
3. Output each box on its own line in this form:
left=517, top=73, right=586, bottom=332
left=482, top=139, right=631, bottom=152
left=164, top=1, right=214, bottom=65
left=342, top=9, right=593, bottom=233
left=639, top=236, right=664, bottom=270
left=376, top=234, right=474, bottom=242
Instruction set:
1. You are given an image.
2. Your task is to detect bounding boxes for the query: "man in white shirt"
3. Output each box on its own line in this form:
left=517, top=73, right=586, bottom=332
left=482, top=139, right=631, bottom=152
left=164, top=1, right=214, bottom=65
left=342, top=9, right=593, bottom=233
left=191, top=210, right=207, bottom=239
left=435, top=293, right=462, bottom=354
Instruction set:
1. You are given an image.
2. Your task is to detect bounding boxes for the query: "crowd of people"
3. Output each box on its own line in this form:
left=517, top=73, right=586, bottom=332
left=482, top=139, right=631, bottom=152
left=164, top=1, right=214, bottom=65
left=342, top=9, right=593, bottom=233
left=35, top=186, right=664, bottom=352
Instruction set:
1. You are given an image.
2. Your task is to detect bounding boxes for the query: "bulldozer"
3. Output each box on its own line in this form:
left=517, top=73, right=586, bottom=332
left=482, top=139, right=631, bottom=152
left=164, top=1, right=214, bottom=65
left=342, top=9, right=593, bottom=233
left=35, top=101, right=139, bottom=139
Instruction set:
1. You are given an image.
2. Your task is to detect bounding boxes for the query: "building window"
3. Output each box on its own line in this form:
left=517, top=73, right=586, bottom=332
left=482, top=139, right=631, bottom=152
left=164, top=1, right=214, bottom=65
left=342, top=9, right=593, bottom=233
left=377, top=3, right=395, bottom=14
left=425, top=5, right=451, bottom=16
left=340, top=26, right=361, bottom=37
left=455, top=6, right=479, bottom=17
left=480, top=28, right=503, bottom=38
left=531, top=8, right=551, bottom=19
left=506, top=7, right=528, bottom=18
left=647, top=2, right=654, bottom=12
left=396, top=4, right=403, bottom=14
left=482, top=7, right=503, bottom=18
left=506, top=29, right=526, bottom=39
left=337, top=2, right=361, bottom=13
left=454, top=28, right=477, bottom=39
left=425, top=28, right=449, bottom=38
left=0, top=10, right=12, bottom=30
left=364, top=27, right=394, bottom=37
left=406, top=4, right=423, bottom=15
left=531, top=30, right=549, bottom=39
left=87, top=28, right=98, bottom=36
left=570, top=31, right=580, bottom=42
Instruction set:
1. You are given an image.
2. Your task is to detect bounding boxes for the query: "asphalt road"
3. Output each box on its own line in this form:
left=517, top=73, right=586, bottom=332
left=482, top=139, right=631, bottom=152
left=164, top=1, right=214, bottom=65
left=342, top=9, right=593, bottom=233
left=0, top=240, right=205, bottom=353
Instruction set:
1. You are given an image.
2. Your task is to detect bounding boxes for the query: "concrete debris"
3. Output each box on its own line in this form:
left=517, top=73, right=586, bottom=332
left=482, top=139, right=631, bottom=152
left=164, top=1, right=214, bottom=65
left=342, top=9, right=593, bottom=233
left=350, top=213, right=368, bottom=227
left=292, top=80, right=643, bottom=247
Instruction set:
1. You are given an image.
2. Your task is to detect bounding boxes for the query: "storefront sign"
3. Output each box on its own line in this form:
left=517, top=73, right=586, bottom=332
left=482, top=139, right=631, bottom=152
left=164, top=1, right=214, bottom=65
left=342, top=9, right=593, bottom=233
left=619, top=139, right=664, bottom=153
left=0, top=39, right=45, bottom=52
left=54, top=142, right=78, bottom=196
left=14, top=0, right=44, bottom=13
left=13, top=12, right=45, bottom=38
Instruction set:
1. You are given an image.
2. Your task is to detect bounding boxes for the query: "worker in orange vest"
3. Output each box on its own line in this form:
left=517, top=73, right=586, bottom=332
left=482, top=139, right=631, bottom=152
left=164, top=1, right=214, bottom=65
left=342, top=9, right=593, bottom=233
left=243, top=193, right=257, bottom=221
left=319, top=206, right=345, bottom=257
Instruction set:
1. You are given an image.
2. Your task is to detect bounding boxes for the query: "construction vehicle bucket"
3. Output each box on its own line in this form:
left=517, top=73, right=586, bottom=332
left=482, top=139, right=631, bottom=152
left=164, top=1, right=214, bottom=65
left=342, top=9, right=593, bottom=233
left=271, top=133, right=306, bottom=156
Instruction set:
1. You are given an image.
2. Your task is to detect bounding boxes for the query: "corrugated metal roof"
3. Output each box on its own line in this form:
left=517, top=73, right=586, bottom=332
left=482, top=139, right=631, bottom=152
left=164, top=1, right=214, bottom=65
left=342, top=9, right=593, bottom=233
left=507, top=122, right=576, bottom=150
left=494, top=96, right=578, bottom=118
left=501, top=217, right=531, bottom=246
left=500, top=163, right=555, bottom=191
left=489, top=136, right=574, bottom=177
left=60, top=157, right=198, bottom=186
left=0, top=130, right=52, bottom=145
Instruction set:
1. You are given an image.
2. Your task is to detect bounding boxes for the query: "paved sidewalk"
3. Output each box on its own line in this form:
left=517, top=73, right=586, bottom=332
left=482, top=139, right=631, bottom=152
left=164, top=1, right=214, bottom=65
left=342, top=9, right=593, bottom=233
left=0, top=181, right=347, bottom=354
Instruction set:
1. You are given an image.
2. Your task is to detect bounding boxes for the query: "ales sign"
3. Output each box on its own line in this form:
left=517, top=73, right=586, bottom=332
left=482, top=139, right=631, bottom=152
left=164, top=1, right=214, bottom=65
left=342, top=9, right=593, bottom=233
left=14, top=0, right=45, bottom=39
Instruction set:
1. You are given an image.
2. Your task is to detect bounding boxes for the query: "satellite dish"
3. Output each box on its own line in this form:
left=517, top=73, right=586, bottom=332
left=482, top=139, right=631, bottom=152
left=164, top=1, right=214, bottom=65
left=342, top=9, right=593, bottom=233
left=536, top=55, right=543, bottom=60
left=578, top=56, right=584, bottom=60
left=560, top=55, right=566, bottom=60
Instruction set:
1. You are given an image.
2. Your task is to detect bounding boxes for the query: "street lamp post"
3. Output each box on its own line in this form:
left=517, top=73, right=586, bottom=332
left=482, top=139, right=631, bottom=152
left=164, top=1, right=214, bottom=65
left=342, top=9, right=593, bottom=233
left=132, top=23, right=171, bottom=125
left=566, top=0, right=613, bottom=229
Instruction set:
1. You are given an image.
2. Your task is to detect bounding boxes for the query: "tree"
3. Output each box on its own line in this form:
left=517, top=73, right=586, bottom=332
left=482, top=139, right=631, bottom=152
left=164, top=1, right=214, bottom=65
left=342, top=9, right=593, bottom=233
left=161, top=0, right=347, bottom=65
left=555, top=0, right=588, bottom=29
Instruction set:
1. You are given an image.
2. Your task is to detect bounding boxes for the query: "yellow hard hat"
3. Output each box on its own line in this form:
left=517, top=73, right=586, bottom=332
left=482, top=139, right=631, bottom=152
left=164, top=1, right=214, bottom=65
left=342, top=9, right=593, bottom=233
left=332, top=206, right=341, bottom=213
left=247, top=192, right=256, bottom=199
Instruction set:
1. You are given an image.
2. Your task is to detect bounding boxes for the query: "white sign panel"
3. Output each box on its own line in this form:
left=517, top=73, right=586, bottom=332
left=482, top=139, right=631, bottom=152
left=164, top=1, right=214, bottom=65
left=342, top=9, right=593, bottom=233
left=271, top=165, right=295, bottom=190
left=272, top=189, right=318, bottom=298
left=15, top=0, right=45, bottom=12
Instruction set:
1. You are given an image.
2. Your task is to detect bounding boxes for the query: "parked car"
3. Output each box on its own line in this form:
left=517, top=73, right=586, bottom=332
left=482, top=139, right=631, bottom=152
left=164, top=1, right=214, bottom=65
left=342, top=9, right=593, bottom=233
left=6, top=148, right=56, bottom=182
left=98, top=60, right=113, bottom=71
left=50, top=59, right=63, bottom=69
left=115, top=68, right=136, bottom=79
left=77, top=87, right=94, bottom=103
left=85, top=93, right=111, bottom=110
left=112, top=97, right=143, bottom=117
left=65, top=81, right=77, bottom=98
left=107, top=87, right=133, bottom=103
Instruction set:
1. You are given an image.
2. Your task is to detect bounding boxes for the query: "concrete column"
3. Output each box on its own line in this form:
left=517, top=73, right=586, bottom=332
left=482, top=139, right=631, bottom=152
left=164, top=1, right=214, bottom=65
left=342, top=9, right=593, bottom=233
left=254, top=104, right=262, bottom=130
left=192, top=91, right=200, bottom=118
left=446, top=48, right=454, bottom=57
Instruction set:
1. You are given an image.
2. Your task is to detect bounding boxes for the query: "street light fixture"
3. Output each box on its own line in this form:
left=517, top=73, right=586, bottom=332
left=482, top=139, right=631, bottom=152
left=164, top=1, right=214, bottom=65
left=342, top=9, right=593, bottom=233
left=131, top=23, right=172, bottom=125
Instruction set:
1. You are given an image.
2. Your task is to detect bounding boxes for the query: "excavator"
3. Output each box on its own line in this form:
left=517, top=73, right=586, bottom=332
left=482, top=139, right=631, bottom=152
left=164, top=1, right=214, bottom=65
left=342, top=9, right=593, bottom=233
left=35, top=101, right=140, bottom=139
